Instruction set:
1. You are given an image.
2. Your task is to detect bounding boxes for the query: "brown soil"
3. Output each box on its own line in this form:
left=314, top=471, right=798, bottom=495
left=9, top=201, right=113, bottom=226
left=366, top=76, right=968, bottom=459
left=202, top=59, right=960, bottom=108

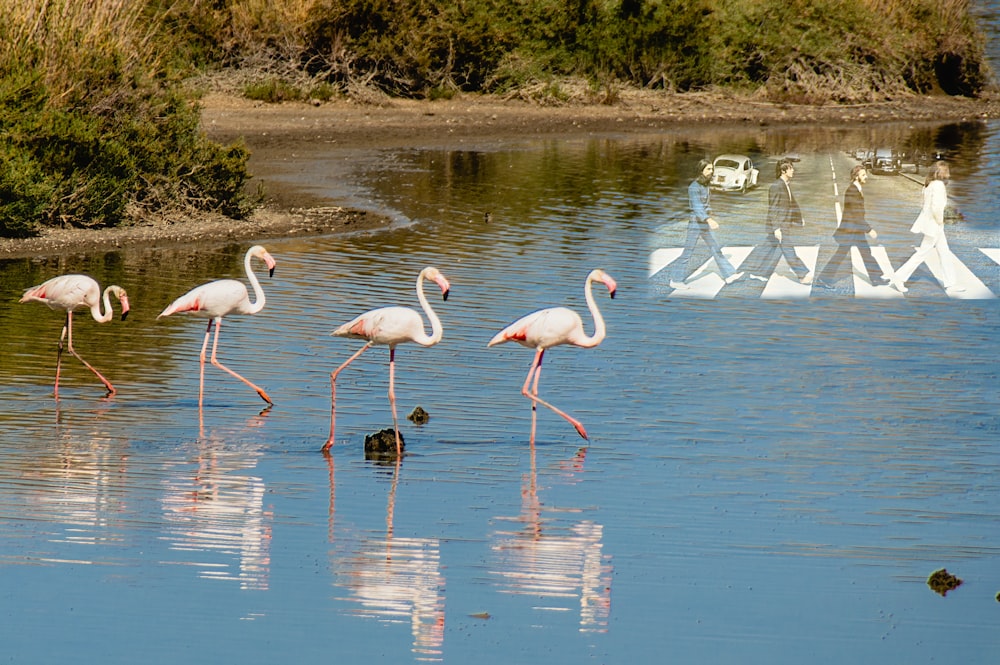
left=2, top=89, right=997, bottom=260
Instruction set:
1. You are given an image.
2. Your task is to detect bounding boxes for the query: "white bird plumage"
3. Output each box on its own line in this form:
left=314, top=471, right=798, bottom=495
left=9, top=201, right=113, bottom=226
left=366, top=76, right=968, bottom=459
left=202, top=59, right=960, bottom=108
left=488, top=268, right=617, bottom=444
left=323, top=266, right=451, bottom=454
left=157, top=245, right=276, bottom=406
left=20, top=273, right=130, bottom=397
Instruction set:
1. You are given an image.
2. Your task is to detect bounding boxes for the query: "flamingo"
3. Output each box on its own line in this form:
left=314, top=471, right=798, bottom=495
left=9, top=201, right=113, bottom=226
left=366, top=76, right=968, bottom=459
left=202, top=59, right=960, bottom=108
left=322, top=266, right=451, bottom=455
left=19, top=274, right=130, bottom=397
left=157, top=245, right=276, bottom=406
left=488, top=268, right=617, bottom=445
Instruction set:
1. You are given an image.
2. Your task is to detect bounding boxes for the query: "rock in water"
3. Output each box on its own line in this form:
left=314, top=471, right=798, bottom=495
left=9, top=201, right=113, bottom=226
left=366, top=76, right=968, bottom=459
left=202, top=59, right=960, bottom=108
left=407, top=406, right=429, bottom=424
left=927, top=568, right=962, bottom=596
left=364, top=428, right=404, bottom=457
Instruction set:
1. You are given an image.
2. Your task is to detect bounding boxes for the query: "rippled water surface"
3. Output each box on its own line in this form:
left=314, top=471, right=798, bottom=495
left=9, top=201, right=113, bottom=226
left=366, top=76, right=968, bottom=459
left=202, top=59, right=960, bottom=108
left=1, top=117, right=998, bottom=663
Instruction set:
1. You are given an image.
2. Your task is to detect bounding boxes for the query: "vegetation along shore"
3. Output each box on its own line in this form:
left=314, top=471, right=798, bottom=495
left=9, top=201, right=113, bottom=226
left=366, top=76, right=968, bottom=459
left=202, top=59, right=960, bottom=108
left=1, top=0, right=996, bottom=258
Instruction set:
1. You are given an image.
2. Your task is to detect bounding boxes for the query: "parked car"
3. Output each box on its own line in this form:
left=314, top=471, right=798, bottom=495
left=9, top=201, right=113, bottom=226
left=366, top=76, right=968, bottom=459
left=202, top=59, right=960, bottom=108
left=870, top=148, right=901, bottom=174
left=710, top=154, right=759, bottom=193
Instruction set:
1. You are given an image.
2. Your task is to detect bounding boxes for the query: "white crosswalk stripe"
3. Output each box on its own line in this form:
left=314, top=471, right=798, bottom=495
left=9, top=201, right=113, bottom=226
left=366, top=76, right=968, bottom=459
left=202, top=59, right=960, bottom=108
left=650, top=246, right=998, bottom=299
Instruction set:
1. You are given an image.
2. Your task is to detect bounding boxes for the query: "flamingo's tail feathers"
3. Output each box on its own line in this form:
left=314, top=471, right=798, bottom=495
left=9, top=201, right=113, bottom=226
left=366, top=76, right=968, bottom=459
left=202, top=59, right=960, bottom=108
left=19, top=286, right=45, bottom=303
left=488, top=329, right=520, bottom=347
left=158, top=297, right=201, bottom=319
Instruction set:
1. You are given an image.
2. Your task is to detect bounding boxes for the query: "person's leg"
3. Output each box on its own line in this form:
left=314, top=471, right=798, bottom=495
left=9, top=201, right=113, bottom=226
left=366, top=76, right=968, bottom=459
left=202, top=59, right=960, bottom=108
left=670, top=221, right=701, bottom=283
left=817, top=244, right=849, bottom=283
left=780, top=240, right=809, bottom=280
left=746, top=234, right=780, bottom=280
left=934, top=231, right=959, bottom=289
left=856, top=242, right=886, bottom=283
left=700, top=227, right=737, bottom=279
left=892, top=233, right=937, bottom=286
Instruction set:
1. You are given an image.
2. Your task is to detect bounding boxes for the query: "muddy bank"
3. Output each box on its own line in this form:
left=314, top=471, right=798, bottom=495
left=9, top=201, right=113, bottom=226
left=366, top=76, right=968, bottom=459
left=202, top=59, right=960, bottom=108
left=2, top=90, right=998, bottom=260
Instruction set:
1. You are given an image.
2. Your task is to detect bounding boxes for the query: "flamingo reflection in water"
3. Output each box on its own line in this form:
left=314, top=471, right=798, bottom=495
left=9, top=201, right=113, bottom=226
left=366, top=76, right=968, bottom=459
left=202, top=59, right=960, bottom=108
left=160, top=426, right=273, bottom=591
left=327, top=454, right=446, bottom=660
left=490, top=444, right=612, bottom=632
left=19, top=274, right=130, bottom=398
left=489, top=268, right=616, bottom=445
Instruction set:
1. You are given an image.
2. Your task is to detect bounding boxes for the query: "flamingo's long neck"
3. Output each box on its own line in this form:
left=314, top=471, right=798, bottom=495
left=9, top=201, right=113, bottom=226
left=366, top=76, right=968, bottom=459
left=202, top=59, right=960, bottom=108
left=92, top=287, right=115, bottom=323
left=577, top=273, right=607, bottom=348
left=415, top=270, right=443, bottom=347
left=244, top=250, right=266, bottom=314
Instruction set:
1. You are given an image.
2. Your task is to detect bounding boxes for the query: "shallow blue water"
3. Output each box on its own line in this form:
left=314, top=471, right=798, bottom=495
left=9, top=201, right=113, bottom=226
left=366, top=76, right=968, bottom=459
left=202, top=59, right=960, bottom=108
left=0, top=118, right=998, bottom=663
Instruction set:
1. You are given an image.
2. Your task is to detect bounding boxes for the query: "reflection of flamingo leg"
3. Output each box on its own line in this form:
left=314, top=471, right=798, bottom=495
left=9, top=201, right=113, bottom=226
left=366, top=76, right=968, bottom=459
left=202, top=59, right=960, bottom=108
left=207, top=319, right=273, bottom=406
left=386, top=455, right=401, bottom=562
left=520, top=348, right=589, bottom=442
left=62, top=311, right=117, bottom=396
left=322, top=343, right=372, bottom=452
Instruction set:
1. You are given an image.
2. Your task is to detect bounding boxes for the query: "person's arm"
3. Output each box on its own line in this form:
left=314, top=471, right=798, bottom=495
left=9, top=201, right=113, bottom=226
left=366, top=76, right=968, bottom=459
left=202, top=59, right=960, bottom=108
left=689, top=181, right=719, bottom=229
left=768, top=183, right=782, bottom=239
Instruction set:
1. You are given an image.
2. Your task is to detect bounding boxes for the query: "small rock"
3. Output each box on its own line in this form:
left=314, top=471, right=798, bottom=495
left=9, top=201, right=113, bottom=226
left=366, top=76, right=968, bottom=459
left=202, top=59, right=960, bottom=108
left=364, top=428, right=404, bottom=455
left=407, top=406, right=429, bottom=425
left=927, top=568, right=962, bottom=596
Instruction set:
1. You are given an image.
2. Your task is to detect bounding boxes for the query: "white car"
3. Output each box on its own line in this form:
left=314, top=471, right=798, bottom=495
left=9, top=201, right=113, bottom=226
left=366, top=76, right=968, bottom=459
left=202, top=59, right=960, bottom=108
left=711, top=154, right=759, bottom=193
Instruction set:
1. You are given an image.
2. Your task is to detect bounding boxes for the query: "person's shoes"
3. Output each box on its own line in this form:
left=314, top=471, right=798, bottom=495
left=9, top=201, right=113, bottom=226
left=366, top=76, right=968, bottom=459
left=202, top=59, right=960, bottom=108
left=871, top=275, right=891, bottom=286
left=749, top=274, right=768, bottom=282
left=889, top=279, right=908, bottom=293
left=946, top=284, right=966, bottom=293
left=669, top=280, right=689, bottom=290
left=724, top=271, right=745, bottom=285
left=800, top=271, right=814, bottom=285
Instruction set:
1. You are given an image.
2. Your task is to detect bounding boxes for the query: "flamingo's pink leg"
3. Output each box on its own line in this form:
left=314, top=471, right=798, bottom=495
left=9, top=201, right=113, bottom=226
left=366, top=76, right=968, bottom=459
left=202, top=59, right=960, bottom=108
left=520, top=348, right=588, bottom=441
left=198, top=320, right=213, bottom=406
left=388, top=346, right=401, bottom=456
left=522, top=348, right=543, bottom=446
left=208, top=319, right=273, bottom=405
left=54, top=316, right=68, bottom=399
left=322, top=343, right=371, bottom=452
left=63, top=311, right=117, bottom=396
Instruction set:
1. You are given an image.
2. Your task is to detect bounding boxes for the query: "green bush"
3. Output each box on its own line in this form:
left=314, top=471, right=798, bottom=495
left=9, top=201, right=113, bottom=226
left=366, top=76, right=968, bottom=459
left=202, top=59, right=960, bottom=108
left=0, top=0, right=255, bottom=238
left=296, top=0, right=992, bottom=99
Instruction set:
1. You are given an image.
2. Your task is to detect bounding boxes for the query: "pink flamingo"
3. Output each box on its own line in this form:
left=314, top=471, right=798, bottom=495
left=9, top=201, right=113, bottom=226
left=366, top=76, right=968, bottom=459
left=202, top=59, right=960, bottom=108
left=488, top=268, right=617, bottom=445
left=322, top=266, right=451, bottom=454
left=157, top=245, right=276, bottom=406
left=20, top=274, right=130, bottom=397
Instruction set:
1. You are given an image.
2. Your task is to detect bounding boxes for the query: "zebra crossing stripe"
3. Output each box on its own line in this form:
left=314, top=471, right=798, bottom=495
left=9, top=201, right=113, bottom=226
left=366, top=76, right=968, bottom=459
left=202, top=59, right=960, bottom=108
left=981, top=248, right=1000, bottom=265
left=650, top=247, right=999, bottom=299
left=917, top=245, right=995, bottom=299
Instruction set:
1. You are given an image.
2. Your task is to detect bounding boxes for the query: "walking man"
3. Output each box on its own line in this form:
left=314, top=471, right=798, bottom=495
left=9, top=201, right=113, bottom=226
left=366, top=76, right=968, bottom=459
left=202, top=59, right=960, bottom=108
left=816, top=165, right=890, bottom=286
left=669, top=159, right=744, bottom=290
left=747, top=160, right=813, bottom=284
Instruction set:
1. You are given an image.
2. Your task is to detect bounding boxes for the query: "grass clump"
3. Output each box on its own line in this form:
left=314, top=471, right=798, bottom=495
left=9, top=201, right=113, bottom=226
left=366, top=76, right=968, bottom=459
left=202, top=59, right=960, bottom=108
left=0, top=0, right=255, bottom=238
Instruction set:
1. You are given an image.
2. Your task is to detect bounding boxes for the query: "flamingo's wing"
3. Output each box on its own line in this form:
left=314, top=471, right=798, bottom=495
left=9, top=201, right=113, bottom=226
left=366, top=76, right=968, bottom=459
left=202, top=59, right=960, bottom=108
left=158, top=279, right=248, bottom=319
left=488, top=307, right=581, bottom=349
left=333, top=306, right=423, bottom=345
left=20, top=274, right=98, bottom=311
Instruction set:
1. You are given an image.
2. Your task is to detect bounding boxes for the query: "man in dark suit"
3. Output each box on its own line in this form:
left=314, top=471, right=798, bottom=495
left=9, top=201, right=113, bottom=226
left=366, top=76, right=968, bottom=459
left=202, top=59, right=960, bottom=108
left=746, top=160, right=813, bottom=284
left=816, top=165, right=889, bottom=286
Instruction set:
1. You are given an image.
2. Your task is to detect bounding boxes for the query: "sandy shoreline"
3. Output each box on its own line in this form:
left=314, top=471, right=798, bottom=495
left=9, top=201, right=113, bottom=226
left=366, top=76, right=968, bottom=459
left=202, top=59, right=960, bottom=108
left=2, top=90, right=998, bottom=260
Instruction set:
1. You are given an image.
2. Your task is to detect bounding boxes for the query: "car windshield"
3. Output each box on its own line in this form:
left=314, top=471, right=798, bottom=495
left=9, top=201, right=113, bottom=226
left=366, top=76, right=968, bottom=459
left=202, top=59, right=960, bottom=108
left=715, top=159, right=740, bottom=170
